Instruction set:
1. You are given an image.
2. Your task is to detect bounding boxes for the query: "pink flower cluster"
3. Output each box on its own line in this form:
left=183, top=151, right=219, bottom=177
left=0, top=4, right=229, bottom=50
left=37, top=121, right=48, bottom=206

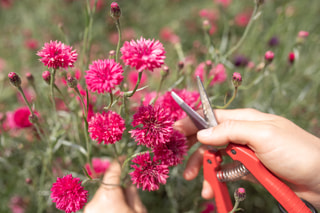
left=37, top=40, right=78, bottom=69
left=129, top=104, right=188, bottom=191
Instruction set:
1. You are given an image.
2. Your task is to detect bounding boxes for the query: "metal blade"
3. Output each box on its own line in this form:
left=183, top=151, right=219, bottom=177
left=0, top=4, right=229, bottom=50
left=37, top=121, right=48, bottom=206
left=171, top=91, right=208, bottom=130
left=196, top=76, right=218, bottom=127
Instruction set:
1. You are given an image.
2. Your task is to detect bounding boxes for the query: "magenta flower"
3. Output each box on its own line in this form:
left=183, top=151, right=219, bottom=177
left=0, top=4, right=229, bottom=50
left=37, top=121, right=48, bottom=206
left=85, top=59, right=124, bottom=94
left=156, top=89, right=200, bottom=121
left=88, top=111, right=125, bottom=145
left=121, top=37, right=166, bottom=72
left=130, top=152, right=169, bottom=191
left=153, top=130, right=188, bottom=166
left=13, top=107, right=32, bottom=128
left=37, top=40, right=77, bottom=69
left=50, top=174, right=88, bottom=213
left=129, top=105, right=173, bottom=148
left=194, top=62, right=227, bottom=86
left=84, top=158, right=111, bottom=178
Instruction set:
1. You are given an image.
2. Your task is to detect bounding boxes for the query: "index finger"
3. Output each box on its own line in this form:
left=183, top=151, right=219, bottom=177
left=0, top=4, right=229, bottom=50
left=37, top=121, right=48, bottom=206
left=174, top=108, right=273, bottom=137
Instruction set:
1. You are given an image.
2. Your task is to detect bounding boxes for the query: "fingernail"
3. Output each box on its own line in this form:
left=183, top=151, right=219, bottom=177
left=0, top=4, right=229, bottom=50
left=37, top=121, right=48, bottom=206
left=197, top=128, right=212, bottom=138
left=202, top=187, right=211, bottom=198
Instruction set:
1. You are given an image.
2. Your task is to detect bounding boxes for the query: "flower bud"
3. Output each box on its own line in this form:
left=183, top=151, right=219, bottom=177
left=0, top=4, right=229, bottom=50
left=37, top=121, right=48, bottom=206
left=8, top=72, right=22, bottom=88
left=288, top=52, right=295, bottom=64
left=178, top=61, right=184, bottom=70
left=162, top=65, right=169, bottom=77
left=25, top=178, right=33, bottom=185
left=205, top=60, right=212, bottom=69
left=26, top=72, right=35, bottom=84
left=296, top=31, right=309, bottom=44
left=67, top=76, right=78, bottom=89
left=264, top=50, right=274, bottom=63
left=110, top=2, right=121, bottom=20
left=255, top=0, right=264, bottom=6
left=109, top=50, right=116, bottom=59
left=202, top=20, right=210, bottom=31
left=234, top=187, right=246, bottom=202
left=42, top=71, right=51, bottom=84
left=232, top=72, right=242, bottom=88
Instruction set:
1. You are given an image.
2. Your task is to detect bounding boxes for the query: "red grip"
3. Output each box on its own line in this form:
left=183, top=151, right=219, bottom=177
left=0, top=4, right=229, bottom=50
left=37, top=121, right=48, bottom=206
left=226, top=144, right=311, bottom=213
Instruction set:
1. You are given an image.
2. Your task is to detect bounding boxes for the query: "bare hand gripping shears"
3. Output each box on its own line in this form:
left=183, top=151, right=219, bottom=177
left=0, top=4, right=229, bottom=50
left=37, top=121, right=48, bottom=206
left=171, top=77, right=317, bottom=213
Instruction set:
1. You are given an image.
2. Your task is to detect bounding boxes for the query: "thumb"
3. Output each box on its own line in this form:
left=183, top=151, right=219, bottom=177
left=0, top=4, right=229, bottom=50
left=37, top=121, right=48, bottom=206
left=197, top=120, right=269, bottom=152
left=125, top=185, right=148, bottom=213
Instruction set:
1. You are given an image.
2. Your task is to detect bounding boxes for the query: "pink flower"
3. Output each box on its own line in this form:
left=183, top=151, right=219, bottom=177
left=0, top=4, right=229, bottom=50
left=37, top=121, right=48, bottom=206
left=298, top=31, right=309, bottom=38
left=288, top=52, right=295, bottom=64
left=121, top=37, right=166, bottom=72
left=156, top=89, right=200, bottom=121
left=130, top=105, right=173, bottom=148
left=24, top=38, right=39, bottom=50
left=84, top=158, right=111, bottom=178
left=153, top=130, right=188, bottom=166
left=201, top=201, right=216, bottom=213
left=159, top=27, right=180, bottom=44
left=51, top=174, right=88, bottom=213
left=37, top=40, right=78, bottom=69
left=235, top=11, right=251, bottom=27
left=130, top=152, right=169, bottom=191
left=88, top=111, right=125, bottom=145
left=232, top=72, right=242, bottom=87
left=9, top=196, right=27, bottom=213
left=264, top=50, right=274, bottom=63
left=13, top=107, right=32, bottom=128
left=85, top=59, right=124, bottom=94
left=85, top=61, right=118, bottom=91
left=194, top=62, right=227, bottom=86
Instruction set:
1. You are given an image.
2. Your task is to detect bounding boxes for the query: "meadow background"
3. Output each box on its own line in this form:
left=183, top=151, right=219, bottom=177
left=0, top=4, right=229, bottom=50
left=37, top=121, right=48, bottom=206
left=0, top=0, right=319, bottom=212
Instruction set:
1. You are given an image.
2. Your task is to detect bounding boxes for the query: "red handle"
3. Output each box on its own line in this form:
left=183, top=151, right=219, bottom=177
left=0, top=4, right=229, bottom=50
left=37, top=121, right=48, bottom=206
left=226, top=144, right=311, bottom=213
left=203, top=150, right=233, bottom=213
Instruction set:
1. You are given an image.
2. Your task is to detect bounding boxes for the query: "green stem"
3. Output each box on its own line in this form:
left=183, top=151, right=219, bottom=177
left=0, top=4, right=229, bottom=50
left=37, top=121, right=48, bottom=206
left=50, top=69, right=57, bottom=118
left=75, top=87, right=88, bottom=119
left=215, top=87, right=238, bottom=109
left=229, top=200, right=240, bottom=213
left=115, top=19, right=122, bottom=63
left=224, top=3, right=260, bottom=58
left=104, top=92, right=114, bottom=110
left=125, top=72, right=142, bottom=97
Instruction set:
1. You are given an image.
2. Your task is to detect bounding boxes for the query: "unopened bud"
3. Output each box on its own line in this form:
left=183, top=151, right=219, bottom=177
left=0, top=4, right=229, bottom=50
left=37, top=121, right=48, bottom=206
left=205, top=60, right=212, bottom=69
left=288, top=52, right=295, bottom=64
left=162, top=65, right=169, bottom=77
left=8, top=72, right=22, bottom=88
left=28, top=114, right=38, bottom=124
left=264, top=50, right=274, bottom=63
left=203, top=20, right=210, bottom=31
left=25, top=178, right=33, bottom=185
left=234, top=187, right=246, bottom=202
left=178, top=61, right=184, bottom=70
left=109, top=50, right=116, bottom=59
left=232, top=72, right=242, bottom=88
left=255, top=0, right=264, bottom=6
left=42, top=71, right=51, bottom=84
left=67, top=76, right=78, bottom=89
left=296, top=31, right=309, bottom=44
left=110, top=2, right=121, bottom=20
left=26, top=72, right=35, bottom=84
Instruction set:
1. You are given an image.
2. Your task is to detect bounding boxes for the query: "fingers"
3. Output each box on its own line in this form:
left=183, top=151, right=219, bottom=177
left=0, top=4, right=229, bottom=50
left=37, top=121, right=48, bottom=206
left=125, top=185, right=148, bottom=213
left=202, top=180, right=214, bottom=199
left=174, top=116, right=198, bottom=137
left=197, top=120, right=271, bottom=151
left=183, top=145, right=207, bottom=180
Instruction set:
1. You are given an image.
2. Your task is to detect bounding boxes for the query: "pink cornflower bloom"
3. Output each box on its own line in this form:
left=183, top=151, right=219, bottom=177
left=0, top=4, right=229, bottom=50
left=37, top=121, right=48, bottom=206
left=88, top=111, right=125, bottom=145
left=232, top=72, right=242, bottom=88
left=153, top=130, right=188, bottom=166
left=264, top=50, right=274, bottom=63
left=194, top=63, right=227, bottom=86
left=214, top=0, right=232, bottom=8
left=130, top=105, right=173, bottom=148
left=84, top=158, right=111, bottom=178
left=130, top=152, right=169, bottom=191
left=156, top=89, right=200, bottom=121
left=13, top=107, right=32, bottom=128
left=159, top=27, right=180, bottom=44
left=37, top=40, right=78, bottom=69
left=24, top=38, right=39, bottom=50
left=51, top=174, right=88, bottom=213
left=298, top=31, right=309, bottom=38
left=288, top=52, right=295, bottom=64
left=9, top=196, right=27, bottom=213
left=85, top=59, right=124, bottom=94
left=121, top=37, right=166, bottom=72
left=235, top=11, right=251, bottom=27
left=201, top=202, right=216, bottom=213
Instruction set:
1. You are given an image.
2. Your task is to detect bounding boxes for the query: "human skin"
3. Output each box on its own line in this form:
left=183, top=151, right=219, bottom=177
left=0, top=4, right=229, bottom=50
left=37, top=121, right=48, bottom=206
left=173, top=108, right=320, bottom=209
left=84, top=160, right=147, bottom=213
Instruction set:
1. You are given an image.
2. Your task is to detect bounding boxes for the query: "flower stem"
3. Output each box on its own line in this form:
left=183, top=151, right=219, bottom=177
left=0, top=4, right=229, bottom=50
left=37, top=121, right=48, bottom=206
left=125, top=72, right=142, bottom=97
left=115, top=19, right=122, bottom=62
left=215, top=87, right=238, bottom=109
left=224, top=2, right=260, bottom=58
left=229, top=200, right=240, bottom=213
left=50, top=69, right=57, bottom=118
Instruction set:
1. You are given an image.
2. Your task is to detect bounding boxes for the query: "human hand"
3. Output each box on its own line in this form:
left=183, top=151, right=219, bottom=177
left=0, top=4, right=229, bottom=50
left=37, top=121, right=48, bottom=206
left=174, top=108, right=320, bottom=208
left=84, top=160, right=147, bottom=213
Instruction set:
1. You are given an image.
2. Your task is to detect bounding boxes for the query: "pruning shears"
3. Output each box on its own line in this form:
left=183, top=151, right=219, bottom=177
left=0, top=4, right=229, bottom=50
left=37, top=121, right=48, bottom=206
left=171, top=77, right=317, bottom=213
